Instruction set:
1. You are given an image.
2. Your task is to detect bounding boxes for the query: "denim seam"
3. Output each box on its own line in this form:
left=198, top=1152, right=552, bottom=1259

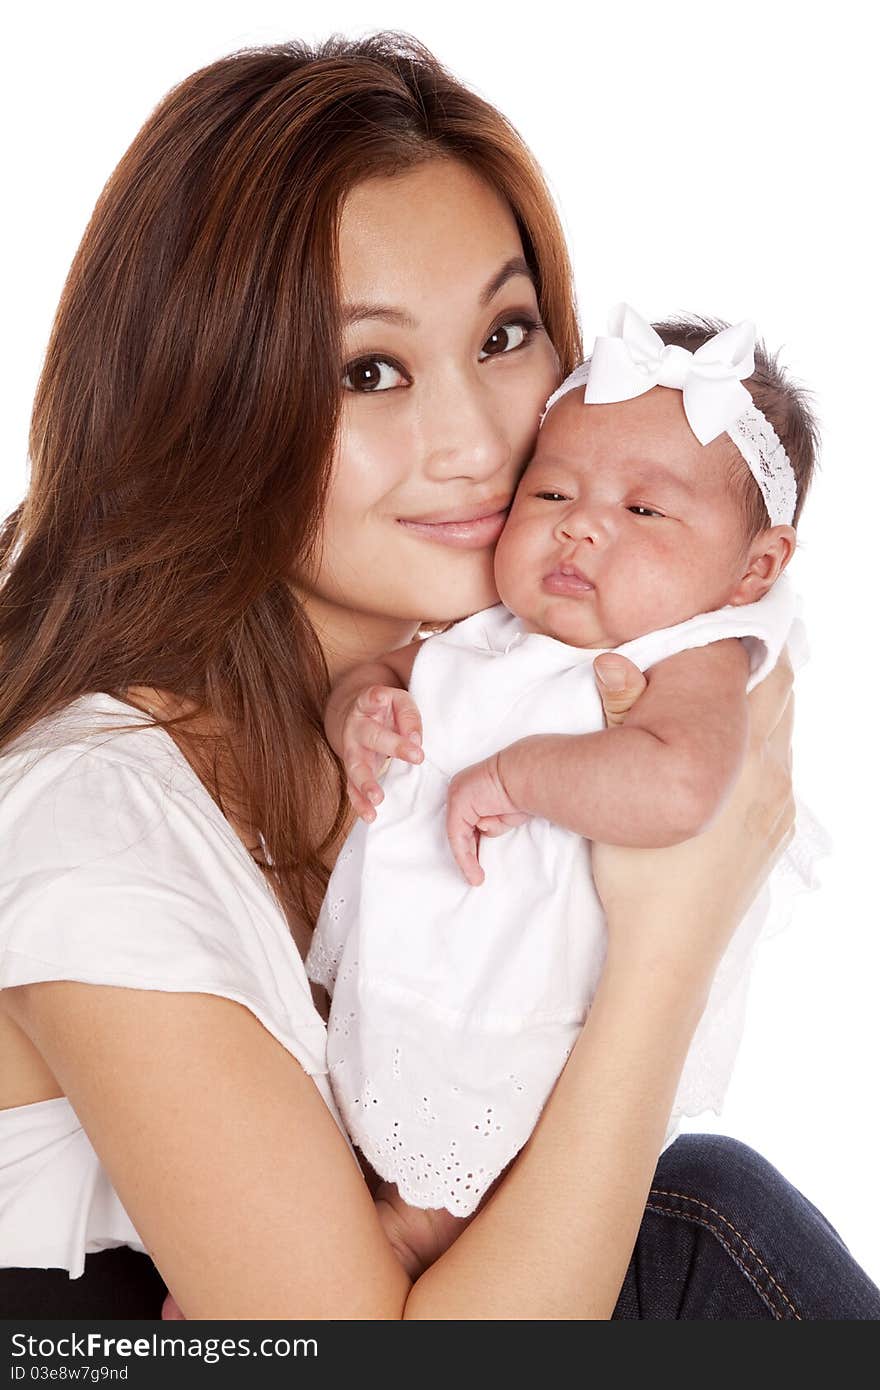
left=647, top=1187, right=801, bottom=1320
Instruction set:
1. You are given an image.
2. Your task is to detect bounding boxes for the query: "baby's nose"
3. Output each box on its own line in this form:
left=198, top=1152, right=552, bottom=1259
left=553, top=500, right=612, bottom=546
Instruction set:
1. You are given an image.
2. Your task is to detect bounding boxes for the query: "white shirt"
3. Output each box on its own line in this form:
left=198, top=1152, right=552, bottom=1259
left=0, top=692, right=355, bottom=1279
left=306, top=579, right=828, bottom=1216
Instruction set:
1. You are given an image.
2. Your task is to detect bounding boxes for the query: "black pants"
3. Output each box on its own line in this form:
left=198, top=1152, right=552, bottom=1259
left=0, top=1244, right=167, bottom=1318
left=2, top=1134, right=879, bottom=1319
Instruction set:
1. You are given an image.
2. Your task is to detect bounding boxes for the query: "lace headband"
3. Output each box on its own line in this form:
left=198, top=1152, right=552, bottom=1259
left=539, top=303, right=797, bottom=527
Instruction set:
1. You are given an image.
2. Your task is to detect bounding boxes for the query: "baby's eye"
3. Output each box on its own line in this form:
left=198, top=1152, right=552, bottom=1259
left=534, top=491, right=569, bottom=502
left=628, top=505, right=665, bottom=518
left=342, top=357, right=408, bottom=394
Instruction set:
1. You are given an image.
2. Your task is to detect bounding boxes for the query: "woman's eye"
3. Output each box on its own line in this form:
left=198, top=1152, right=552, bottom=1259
left=628, top=505, right=665, bottom=518
left=343, top=315, right=541, bottom=392
left=478, top=316, right=541, bottom=360
left=342, top=357, right=408, bottom=394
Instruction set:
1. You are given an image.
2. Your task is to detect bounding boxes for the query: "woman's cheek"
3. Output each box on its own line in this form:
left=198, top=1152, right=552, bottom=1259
left=333, top=409, right=410, bottom=510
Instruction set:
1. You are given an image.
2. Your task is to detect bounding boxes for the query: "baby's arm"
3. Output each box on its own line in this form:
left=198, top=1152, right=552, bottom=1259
left=324, top=640, right=424, bottom=822
left=447, top=639, right=751, bottom=884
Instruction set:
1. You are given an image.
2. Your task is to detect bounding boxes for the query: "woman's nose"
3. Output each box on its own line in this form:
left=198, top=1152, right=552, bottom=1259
left=553, top=500, right=613, bottom=547
left=419, top=373, right=514, bottom=484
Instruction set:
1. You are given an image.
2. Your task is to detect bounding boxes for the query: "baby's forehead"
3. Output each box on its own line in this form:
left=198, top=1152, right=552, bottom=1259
left=533, top=385, right=733, bottom=494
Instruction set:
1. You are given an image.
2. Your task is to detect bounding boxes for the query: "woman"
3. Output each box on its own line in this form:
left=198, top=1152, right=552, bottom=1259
left=0, top=32, right=877, bottom=1320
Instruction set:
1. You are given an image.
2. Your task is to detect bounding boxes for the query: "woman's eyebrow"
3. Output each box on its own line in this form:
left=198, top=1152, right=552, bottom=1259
left=342, top=255, right=535, bottom=328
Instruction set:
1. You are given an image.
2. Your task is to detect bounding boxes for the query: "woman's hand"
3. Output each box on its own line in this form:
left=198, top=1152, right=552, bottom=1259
left=161, top=1290, right=185, bottom=1320
left=373, top=1181, right=472, bottom=1281
left=591, top=648, right=795, bottom=993
left=593, top=653, right=649, bottom=725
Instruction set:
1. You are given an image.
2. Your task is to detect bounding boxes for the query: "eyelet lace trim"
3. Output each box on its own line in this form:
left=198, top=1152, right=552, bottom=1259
left=329, top=1051, right=541, bottom=1214
left=322, top=979, right=576, bottom=1214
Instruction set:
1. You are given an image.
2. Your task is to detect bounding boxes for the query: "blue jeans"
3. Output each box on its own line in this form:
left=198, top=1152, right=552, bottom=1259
left=612, top=1133, right=880, bottom=1318
left=1, top=1134, right=877, bottom=1318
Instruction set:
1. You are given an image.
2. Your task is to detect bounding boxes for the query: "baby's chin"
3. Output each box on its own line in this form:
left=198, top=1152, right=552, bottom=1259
left=515, top=598, right=615, bottom=650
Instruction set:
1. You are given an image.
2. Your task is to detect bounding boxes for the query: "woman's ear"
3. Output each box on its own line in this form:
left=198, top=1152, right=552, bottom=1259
left=728, top=525, right=797, bottom=606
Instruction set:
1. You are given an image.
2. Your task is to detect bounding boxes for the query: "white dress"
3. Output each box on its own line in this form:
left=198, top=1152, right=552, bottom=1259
left=0, top=692, right=357, bottom=1279
left=305, top=576, right=828, bottom=1215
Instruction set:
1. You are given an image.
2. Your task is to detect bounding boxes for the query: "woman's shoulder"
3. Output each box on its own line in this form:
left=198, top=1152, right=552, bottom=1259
left=0, top=691, right=330, bottom=1079
left=1, top=690, right=182, bottom=780
left=0, top=691, right=224, bottom=872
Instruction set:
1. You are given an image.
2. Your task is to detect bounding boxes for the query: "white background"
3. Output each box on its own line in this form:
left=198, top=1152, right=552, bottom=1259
left=3, top=2, right=878, bottom=1284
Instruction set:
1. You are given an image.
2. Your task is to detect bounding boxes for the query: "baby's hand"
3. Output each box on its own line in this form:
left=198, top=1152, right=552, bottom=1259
left=446, top=753, right=529, bottom=886
left=341, top=685, right=424, bottom=823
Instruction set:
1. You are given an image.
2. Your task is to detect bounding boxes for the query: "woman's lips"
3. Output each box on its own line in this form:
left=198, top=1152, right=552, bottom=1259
left=397, top=507, right=509, bottom=550
left=542, top=567, right=596, bottom=596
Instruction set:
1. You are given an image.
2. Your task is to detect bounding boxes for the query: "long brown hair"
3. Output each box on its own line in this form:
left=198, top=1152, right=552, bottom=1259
left=0, top=31, right=582, bottom=933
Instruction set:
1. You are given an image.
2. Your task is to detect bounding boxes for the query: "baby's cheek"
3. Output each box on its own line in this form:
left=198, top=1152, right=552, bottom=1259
left=633, top=550, right=709, bottom=630
left=492, top=524, right=527, bottom=608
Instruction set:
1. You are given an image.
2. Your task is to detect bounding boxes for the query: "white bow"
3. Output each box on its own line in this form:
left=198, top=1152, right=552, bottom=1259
left=583, top=303, right=757, bottom=446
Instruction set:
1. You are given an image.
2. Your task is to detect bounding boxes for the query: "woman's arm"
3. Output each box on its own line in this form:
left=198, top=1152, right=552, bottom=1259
left=4, top=653, right=792, bottom=1319
left=3, top=982, right=414, bottom=1318
left=2, top=962, right=703, bottom=1320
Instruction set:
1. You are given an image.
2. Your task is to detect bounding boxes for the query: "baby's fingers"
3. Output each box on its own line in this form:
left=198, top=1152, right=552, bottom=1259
left=447, top=808, right=485, bottom=886
left=356, top=685, right=395, bottom=717
left=389, top=690, right=423, bottom=750
left=475, top=812, right=529, bottom=836
left=450, top=831, right=485, bottom=886
left=346, top=716, right=423, bottom=768
left=345, top=767, right=383, bottom=824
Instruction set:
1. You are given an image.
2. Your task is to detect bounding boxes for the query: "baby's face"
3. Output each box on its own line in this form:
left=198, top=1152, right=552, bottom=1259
left=494, top=385, right=757, bottom=649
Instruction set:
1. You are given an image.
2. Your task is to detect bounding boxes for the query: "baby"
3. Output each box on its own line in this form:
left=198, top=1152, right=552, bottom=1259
left=304, top=305, right=822, bottom=1274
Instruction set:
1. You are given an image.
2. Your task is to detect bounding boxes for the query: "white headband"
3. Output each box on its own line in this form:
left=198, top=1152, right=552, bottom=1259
left=539, top=303, right=797, bottom=527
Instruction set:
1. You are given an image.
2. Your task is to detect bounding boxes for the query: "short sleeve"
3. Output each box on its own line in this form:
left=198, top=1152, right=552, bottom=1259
left=0, top=746, right=329, bottom=1081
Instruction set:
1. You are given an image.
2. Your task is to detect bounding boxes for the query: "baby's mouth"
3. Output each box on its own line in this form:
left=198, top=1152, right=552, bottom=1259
left=542, top=563, right=595, bottom=596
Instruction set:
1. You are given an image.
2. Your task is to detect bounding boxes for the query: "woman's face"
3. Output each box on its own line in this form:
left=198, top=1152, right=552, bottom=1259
left=304, top=157, right=561, bottom=637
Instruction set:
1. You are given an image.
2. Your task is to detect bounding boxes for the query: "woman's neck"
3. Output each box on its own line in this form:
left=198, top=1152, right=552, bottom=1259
left=299, top=590, right=421, bottom=683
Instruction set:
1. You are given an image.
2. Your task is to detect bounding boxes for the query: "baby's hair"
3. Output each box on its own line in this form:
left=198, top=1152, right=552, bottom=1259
left=650, top=315, right=820, bottom=536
